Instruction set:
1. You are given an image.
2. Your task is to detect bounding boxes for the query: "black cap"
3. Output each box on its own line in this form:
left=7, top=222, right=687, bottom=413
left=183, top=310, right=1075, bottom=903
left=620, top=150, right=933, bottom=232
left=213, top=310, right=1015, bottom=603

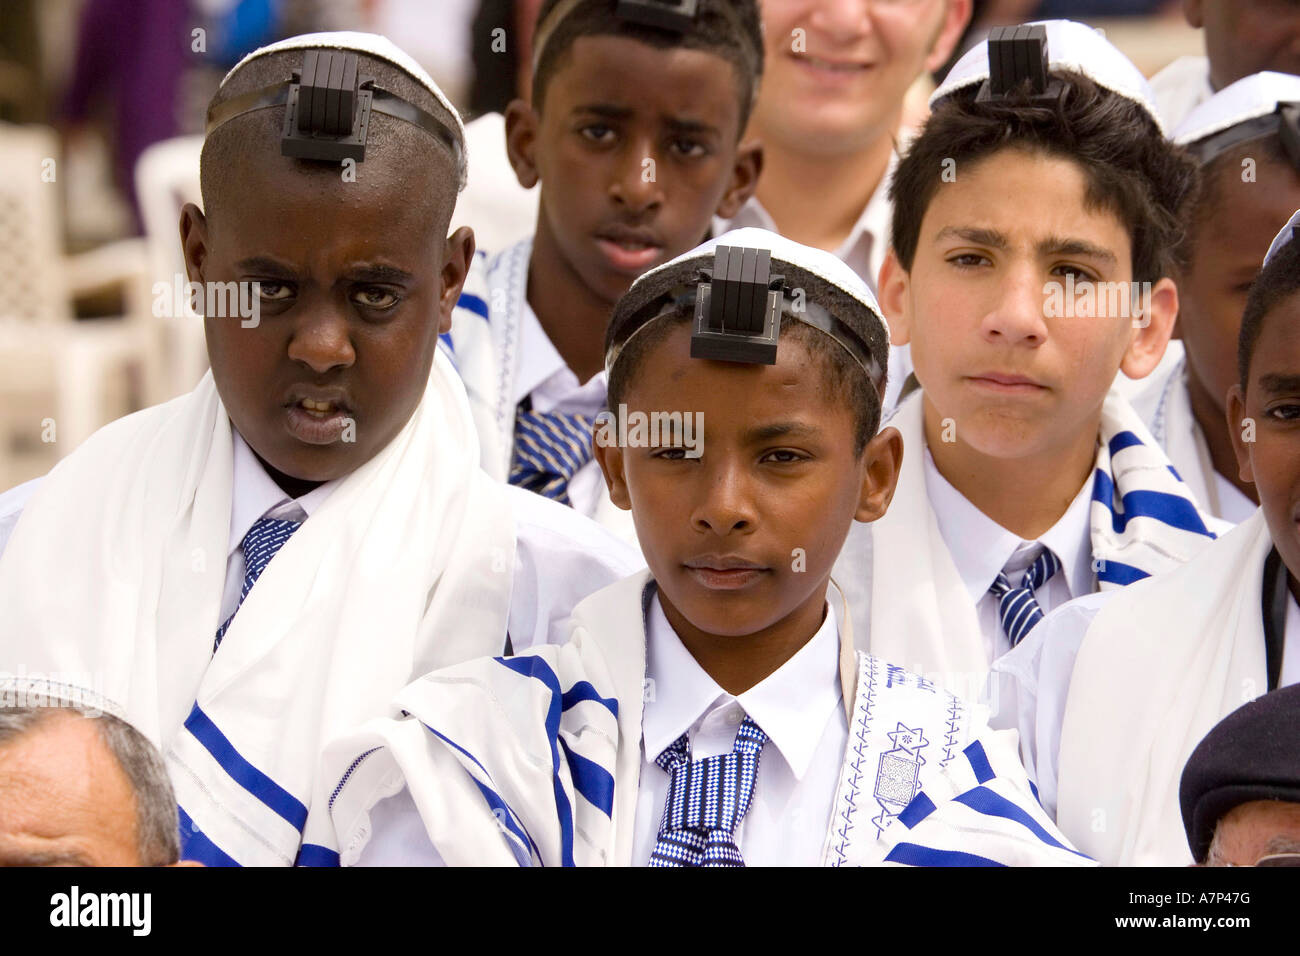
left=1179, top=684, right=1300, bottom=862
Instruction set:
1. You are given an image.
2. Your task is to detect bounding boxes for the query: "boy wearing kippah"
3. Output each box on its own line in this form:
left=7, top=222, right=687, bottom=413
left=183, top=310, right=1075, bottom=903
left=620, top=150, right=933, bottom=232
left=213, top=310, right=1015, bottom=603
left=448, top=0, right=762, bottom=539
left=324, top=229, right=1090, bottom=868
left=833, top=21, right=1224, bottom=703
left=996, top=210, right=1300, bottom=865
left=0, top=33, right=640, bottom=867
left=1122, top=71, right=1300, bottom=522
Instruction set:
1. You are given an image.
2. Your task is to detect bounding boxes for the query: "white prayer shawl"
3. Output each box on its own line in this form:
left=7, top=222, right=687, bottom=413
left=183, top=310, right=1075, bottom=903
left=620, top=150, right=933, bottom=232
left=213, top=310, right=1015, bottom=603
left=832, top=389, right=1223, bottom=701
left=0, top=350, right=517, bottom=867
left=449, top=239, right=635, bottom=539
left=1056, top=510, right=1273, bottom=866
left=325, top=571, right=1091, bottom=867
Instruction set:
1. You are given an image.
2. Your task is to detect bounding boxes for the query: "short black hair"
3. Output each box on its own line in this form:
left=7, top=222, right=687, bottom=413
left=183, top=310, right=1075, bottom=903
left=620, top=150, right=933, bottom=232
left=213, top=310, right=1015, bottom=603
left=531, top=0, right=764, bottom=133
left=1238, top=236, right=1300, bottom=386
left=890, top=70, right=1198, bottom=285
left=606, top=258, right=889, bottom=455
left=200, top=48, right=466, bottom=220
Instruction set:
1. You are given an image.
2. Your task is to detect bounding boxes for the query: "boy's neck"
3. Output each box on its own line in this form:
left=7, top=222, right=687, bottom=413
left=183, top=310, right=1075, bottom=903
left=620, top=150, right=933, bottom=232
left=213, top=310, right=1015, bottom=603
left=1185, top=366, right=1259, bottom=506
left=749, top=124, right=895, bottom=256
left=922, top=395, right=1099, bottom=540
left=659, top=583, right=831, bottom=697
left=527, top=220, right=617, bottom=384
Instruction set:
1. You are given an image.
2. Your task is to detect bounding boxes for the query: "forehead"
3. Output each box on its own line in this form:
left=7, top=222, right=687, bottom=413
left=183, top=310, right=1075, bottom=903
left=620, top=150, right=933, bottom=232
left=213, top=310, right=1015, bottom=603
left=1194, top=156, right=1300, bottom=258
left=544, top=34, right=744, bottom=129
left=1249, top=291, right=1300, bottom=382
left=922, top=147, right=1131, bottom=249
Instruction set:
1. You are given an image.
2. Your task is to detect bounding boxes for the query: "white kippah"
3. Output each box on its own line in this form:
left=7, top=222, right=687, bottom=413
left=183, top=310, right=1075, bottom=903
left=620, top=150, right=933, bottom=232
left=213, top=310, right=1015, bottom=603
left=632, top=226, right=889, bottom=339
left=931, top=19, right=1163, bottom=133
left=221, top=31, right=467, bottom=184
left=1264, top=208, right=1300, bottom=267
left=1173, top=71, right=1300, bottom=146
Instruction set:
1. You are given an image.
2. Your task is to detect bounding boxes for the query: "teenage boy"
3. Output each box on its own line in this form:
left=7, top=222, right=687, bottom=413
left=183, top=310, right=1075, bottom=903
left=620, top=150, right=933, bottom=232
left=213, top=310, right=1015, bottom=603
left=993, top=211, right=1300, bottom=866
left=832, top=21, right=1224, bottom=704
left=448, top=0, right=762, bottom=538
left=1124, top=71, right=1300, bottom=522
left=0, top=32, right=641, bottom=867
left=323, top=230, right=1091, bottom=868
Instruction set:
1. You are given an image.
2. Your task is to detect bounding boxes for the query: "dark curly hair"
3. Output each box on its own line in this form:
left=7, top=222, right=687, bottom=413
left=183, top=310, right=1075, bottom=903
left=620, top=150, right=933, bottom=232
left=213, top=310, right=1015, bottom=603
left=1238, top=235, right=1300, bottom=387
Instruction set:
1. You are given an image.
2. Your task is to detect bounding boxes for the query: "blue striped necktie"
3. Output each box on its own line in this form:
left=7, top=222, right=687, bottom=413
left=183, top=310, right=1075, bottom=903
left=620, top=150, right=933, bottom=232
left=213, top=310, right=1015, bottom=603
left=509, top=405, right=596, bottom=506
left=649, top=714, right=767, bottom=867
left=213, top=516, right=302, bottom=653
left=988, top=547, right=1061, bottom=648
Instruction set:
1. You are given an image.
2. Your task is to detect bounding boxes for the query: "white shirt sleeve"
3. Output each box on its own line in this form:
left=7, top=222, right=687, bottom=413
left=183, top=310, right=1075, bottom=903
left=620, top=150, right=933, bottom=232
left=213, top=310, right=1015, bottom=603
left=986, top=590, right=1113, bottom=821
left=506, top=485, right=645, bottom=652
left=0, top=477, right=43, bottom=560
left=352, top=786, right=447, bottom=867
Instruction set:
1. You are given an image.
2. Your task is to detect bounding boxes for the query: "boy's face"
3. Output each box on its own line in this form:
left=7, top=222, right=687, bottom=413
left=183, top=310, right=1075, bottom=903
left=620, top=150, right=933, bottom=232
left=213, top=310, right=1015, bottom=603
left=1179, top=158, right=1300, bottom=417
left=1229, top=291, right=1300, bottom=580
left=751, top=0, right=970, bottom=153
left=181, top=149, right=472, bottom=484
left=596, top=323, right=901, bottom=640
left=1188, top=0, right=1300, bottom=89
left=507, top=35, right=760, bottom=305
left=883, top=147, right=1176, bottom=460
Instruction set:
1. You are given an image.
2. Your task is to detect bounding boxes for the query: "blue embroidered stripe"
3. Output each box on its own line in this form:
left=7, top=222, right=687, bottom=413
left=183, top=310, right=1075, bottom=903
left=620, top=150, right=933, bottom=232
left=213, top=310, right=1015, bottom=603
left=898, top=792, right=937, bottom=829
left=295, top=843, right=341, bottom=867
left=493, top=655, right=576, bottom=866
left=963, top=739, right=995, bottom=784
left=1092, top=470, right=1215, bottom=537
left=329, top=747, right=380, bottom=811
left=178, top=805, right=241, bottom=867
left=469, top=778, right=534, bottom=867
left=420, top=721, right=541, bottom=863
left=456, top=292, right=490, bottom=320
left=1096, top=559, right=1149, bottom=586
left=954, top=786, right=1094, bottom=859
left=560, top=680, right=619, bottom=717
left=1106, top=430, right=1146, bottom=456
left=883, top=842, right=1005, bottom=867
left=183, top=703, right=309, bottom=832
left=558, top=738, right=615, bottom=816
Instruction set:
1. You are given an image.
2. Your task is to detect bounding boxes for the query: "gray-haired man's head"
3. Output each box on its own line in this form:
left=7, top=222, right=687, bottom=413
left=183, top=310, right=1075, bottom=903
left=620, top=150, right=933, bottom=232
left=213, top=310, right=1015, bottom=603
left=0, top=706, right=185, bottom=867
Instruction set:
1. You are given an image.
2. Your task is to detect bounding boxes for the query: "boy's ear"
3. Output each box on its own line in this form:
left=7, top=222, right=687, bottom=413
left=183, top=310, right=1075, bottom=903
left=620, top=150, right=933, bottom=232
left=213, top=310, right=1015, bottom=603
left=877, top=248, right=912, bottom=346
left=593, top=429, right=633, bottom=511
left=924, top=0, right=974, bottom=73
left=713, top=139, right=763, bottom=220
left=439, top=227, right=476, bottom=335
left=1226, top=384, right=1256, bottom=484
left=179, top=202, right=208, bottom=285
left=854, top=425, right=903, bottom=523
left=1119, top=276, right=1177, bottom=380
left=504, top=98, right=541, bottom=190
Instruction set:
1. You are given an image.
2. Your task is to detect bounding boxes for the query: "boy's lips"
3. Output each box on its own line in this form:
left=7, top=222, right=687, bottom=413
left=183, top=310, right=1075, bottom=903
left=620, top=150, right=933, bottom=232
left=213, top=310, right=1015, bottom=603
left=683, top=555, right=770, bottom=591
left=965, top=372, right=1049, bottom=395
left=282, top=387, right=354, bottom=445
left=594, top=227, right=665, bottom=274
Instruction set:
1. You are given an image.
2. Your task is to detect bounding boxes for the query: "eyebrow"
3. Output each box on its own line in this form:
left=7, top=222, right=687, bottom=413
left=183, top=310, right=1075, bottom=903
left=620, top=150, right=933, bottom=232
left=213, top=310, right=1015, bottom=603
left=573, top=103, right=721, bottom=137
left=234, top=260, right=416, bottom=285
left=235, top=256, right=296, bottom=276
left=933, top=227, right=1118, bottom=264
left=743, top=421, right=821, bottom=443
left=1257, top=373, right=1300, bottom=394
left=0, top=847, right=94, bottom=866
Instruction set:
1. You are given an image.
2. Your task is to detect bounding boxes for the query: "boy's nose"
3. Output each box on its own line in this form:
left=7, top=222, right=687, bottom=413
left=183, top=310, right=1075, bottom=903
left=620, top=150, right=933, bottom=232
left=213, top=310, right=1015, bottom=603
left=690, top=462, right=757, bottom=536
left=608, top=140, right=664, bottom=215
left=981, top=266, right=1050, bottom=347
left=809, top=0, right=873, bottom=41
left=286, top=300, right=356, bottom=373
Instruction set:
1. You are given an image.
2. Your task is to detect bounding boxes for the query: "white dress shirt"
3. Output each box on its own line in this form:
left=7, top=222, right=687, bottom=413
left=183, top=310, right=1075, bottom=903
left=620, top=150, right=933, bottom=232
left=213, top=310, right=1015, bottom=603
left=514, top=299, right=611, bottom=521
left=923, top=446, right=1096, bottom=667
left=357, top=590, right=848, bottom=866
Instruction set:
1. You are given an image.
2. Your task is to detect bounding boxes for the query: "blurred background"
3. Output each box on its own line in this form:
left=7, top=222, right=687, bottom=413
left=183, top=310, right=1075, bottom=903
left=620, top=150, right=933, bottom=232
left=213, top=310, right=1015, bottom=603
left=0, top=0, right=1197, bottom=490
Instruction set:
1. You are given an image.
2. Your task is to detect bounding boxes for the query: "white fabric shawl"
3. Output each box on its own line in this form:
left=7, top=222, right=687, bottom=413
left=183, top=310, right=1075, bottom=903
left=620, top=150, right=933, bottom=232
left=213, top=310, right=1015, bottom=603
left=1056, top=510, right=1274, bottom=865
left=0, top=350, right=517, bottom=866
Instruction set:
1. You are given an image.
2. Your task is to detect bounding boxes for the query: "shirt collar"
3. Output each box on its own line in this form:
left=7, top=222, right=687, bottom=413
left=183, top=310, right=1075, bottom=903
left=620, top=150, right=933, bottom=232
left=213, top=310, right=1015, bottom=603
left=228, top=429, right=335, bottom=556
left=641, top=591, right=842, bottom=781
left=923, top=443, right=1097, bottom=604
left=513, top=298, right=608, bottom=410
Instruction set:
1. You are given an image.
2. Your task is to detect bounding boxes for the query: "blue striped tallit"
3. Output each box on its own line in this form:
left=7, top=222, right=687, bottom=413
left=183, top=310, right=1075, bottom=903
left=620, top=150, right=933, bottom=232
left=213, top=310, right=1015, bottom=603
left=878, top=732, right=1097, bottom=868
left=1090, top=397, right=1227, bottom=588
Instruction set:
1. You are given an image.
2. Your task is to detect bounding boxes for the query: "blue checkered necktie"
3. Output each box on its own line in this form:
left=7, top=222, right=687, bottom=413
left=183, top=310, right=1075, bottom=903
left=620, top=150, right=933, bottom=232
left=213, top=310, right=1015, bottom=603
left=213, top=516, right=302, bottom=653
left=508, top=404, right=596, bottom=506
left=988, top=547, right=1062, bottom=649
left=648, top=714, right=768, bottom=867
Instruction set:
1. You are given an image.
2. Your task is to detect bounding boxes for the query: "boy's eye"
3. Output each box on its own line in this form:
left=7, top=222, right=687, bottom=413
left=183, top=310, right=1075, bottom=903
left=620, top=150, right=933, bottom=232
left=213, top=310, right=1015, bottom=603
left=948, top=253, right=990, bottom=268
left=352, top=288, right=400, bottom=309
left=651, top=447, right=689, bottom=461
left=1266, top=403, right=1300, bottom=422
left=670, top=138, right=708, bottom=158
left=256, top=281, right=294, bottom=301
left=580, top=124, right=615, bottom=144
left=761, top=449, right=808, bottom=464
left=1052, top=264, right=1095, bottom=281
